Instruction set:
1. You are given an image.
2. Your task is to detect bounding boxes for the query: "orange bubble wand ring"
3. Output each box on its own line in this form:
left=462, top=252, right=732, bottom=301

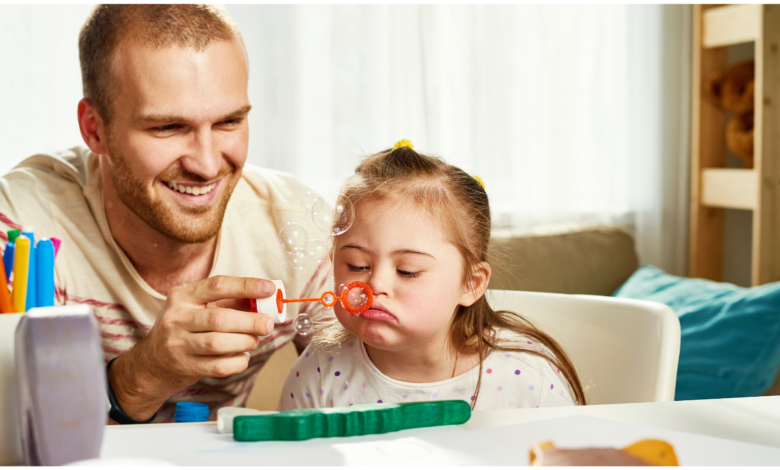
left=276, top=281, right=373, bottom=315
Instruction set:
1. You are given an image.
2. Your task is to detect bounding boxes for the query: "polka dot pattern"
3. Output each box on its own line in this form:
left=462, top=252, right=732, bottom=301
left=283, top=337, right=575, bottom=410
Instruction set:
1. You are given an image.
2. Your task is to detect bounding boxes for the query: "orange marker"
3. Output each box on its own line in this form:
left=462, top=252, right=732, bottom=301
left=12, top=235, right=30, bottom=313
left=0, top=251, right=11, bottom=313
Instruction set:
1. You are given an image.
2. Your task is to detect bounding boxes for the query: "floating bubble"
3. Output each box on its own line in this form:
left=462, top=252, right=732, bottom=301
left=305, top=238, right=328, bottom=263
left=293, top=313, right=313, bottom=336
left=337, top=284, right=347, bottom=295
left=311, top=193, right=355, bottom=236
left=300, top=190, right=320, bottom=213
left=279, top=223, right=308, bottom=253
left=346, top=286, right=369, bottom=309
left=289, top=248, right=310, bottom=270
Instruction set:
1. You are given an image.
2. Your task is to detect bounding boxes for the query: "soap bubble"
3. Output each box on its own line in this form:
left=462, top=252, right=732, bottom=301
left=305, top=238, right=328, bottom=263
left=279, top=223, right=308, bottom=253
left=322, top=293, right=334, bottom=304
left=311, top=193, right=355, bottom=236
left=289, top=248, right=310, bottom=270
left=293, top=313, right=313, bottom=336
left=300, top=190, right=320, bottom=213
left=346, top=286, right=369, bottom=309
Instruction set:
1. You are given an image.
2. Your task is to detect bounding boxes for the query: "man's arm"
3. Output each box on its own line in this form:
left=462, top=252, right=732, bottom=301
left=107, top=276, right=277, bottom=422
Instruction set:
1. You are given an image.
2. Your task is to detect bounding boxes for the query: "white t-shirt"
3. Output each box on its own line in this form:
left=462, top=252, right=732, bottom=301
left=278, top=332, right=576, bottom=411
left=0, top=147, right=332, bottom=422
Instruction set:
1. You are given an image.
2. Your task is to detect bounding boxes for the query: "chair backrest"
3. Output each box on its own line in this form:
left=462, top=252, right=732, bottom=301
left=486, top=290, right=680, bottom=405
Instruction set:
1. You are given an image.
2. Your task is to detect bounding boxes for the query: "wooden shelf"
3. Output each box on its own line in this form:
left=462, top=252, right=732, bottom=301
left=691, top=5, right=780, bottom=286
left=701, top=168, right=757, bottom=210
left=703, top=5, right=760, bottom=48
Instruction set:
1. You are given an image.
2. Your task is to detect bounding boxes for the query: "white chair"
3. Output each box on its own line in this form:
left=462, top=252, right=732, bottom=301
left=487, top=290, right=680, bottom=405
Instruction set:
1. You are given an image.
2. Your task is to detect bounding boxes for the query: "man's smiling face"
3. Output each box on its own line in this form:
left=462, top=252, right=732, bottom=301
left=104, top=37, right=250, bottom=243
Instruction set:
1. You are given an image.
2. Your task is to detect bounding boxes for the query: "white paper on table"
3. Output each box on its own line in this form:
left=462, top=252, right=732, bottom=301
left=101, top=414, right=780, bottom=466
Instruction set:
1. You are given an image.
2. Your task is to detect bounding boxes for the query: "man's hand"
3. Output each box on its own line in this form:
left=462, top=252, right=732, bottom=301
left=107, top=276, right=277, bottom=422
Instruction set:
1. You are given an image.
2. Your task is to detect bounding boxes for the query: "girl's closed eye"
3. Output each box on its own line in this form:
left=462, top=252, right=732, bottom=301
left=348, top=264, right=370, bottom=272
left=397, top=268, right=422, bottom=278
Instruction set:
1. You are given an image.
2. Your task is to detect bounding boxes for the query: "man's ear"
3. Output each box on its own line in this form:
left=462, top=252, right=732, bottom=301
left=77, top=98, right=110, bottom=155
left=459, top=261, right=492, bottom=307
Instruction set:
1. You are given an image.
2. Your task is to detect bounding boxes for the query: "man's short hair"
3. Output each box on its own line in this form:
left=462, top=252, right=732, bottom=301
left=78, top=4, right=245, bottom=125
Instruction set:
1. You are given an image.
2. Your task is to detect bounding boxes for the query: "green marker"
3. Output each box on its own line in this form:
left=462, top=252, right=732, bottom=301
left=233, top=400, right=471, bottom=442
left=7, top=229, right=19, bottom=242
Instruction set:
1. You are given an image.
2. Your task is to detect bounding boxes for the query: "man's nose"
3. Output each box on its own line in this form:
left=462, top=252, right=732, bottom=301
left=180, top=127, right=222, bottom=180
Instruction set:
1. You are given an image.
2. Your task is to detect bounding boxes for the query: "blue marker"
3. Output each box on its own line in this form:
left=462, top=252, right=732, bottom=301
left=35, top=239, right=55, bottom=308
left=3, top=241, right=14, bottom=281
left=22, top=227, right=36, bottom=310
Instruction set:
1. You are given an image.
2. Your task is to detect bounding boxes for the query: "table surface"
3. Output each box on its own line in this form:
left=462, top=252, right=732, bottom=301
left=101, top=395, right=780, bottom=464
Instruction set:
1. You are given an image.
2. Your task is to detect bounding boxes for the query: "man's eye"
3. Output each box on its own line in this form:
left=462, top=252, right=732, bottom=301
left=398, top=270, right=421, bottom=278
left=152, top=124, right=179, bottom=133
left=348, top=264, right=369, bottom=272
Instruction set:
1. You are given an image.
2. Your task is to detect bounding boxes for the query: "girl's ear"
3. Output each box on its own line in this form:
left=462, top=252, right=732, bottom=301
left=459, top=262, right=492, bottom=307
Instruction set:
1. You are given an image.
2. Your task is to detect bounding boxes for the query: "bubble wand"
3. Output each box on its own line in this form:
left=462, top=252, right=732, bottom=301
left=275, top=281, right=373, bottom=316
left=251, top=281, right=373, bottom=335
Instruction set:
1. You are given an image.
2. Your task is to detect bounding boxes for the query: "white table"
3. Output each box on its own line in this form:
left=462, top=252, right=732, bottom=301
left=101, top=396, right=780, bottom=465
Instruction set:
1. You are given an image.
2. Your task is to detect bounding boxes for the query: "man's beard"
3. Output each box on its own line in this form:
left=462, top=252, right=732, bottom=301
left=107, top=142, right=240, bottom=244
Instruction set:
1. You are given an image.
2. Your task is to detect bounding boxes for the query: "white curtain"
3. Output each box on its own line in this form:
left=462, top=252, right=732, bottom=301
left=0, top=5, right=691, bottom=275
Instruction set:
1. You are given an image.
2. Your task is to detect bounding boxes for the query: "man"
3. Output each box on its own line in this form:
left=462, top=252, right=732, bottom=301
left=0, top=4, right=330, bottom=423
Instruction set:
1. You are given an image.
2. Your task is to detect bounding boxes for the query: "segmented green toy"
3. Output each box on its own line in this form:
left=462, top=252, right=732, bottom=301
left=233, top=400, right=471, bottom=442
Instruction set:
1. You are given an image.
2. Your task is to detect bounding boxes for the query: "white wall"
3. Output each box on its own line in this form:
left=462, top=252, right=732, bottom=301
left=0, top=4, right=96, bottom=176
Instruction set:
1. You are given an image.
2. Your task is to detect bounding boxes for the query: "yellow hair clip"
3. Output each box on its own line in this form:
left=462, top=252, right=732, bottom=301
left=473, top=175, right=486, bottom=189
left=392, top=139, right=414, bottom=151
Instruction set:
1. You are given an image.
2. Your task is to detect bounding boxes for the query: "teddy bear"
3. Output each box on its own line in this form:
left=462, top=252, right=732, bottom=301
left=703, top=60, right=755, bottom=169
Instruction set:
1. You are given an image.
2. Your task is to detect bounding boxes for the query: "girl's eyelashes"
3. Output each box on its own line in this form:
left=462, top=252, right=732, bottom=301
left=346, top=263, right=422, bottom=279
left=398, top=269, right=422, bottom=278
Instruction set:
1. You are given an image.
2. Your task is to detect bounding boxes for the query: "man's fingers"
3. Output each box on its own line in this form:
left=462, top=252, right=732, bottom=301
left=174, top=276, right=276, bottom=306
left=196, top=352, right=251, bottom=379
left=190, top=307, right=275, bottom=336
left=190, top=332, right=259, bottom=356
left=211, top=297, right=252, bottom=311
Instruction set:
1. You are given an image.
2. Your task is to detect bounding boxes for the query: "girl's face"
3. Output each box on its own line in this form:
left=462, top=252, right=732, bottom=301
left=332, top=196, right=470, bottom=352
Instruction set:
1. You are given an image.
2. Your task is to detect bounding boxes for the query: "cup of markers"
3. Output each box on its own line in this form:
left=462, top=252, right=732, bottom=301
left=0, top=227, right=61, bottom=314
left=174, top=402, right=210, bottom=423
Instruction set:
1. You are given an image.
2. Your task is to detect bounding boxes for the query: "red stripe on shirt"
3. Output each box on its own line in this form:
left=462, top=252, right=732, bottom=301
left=0, top=212, right=22, bottom=230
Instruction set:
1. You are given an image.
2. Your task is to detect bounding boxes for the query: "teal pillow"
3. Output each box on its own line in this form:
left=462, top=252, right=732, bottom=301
left=613, top=265, right=780, bottom=400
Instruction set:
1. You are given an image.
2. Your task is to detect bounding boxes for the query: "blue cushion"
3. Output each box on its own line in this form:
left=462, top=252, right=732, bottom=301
left=613, top=265, right=780, bottom=400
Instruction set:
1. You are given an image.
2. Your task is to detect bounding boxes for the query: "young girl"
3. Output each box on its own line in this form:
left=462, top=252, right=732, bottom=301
left=278, top=140, right=585, bottom=410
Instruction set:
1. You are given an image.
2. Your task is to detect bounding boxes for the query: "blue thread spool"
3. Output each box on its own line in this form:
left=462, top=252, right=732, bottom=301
left=174, top=402, right=209, bottom=423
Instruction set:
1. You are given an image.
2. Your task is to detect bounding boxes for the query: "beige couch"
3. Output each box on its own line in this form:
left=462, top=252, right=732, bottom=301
left=246, top=224, right=640, bottom=410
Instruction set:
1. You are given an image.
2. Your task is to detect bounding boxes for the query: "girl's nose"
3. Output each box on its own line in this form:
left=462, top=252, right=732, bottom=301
left=364, top=267, right=390, bottom=298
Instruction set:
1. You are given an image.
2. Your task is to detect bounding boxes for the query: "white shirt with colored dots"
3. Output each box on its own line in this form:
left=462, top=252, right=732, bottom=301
left=277, top=331, right=576, bottom=411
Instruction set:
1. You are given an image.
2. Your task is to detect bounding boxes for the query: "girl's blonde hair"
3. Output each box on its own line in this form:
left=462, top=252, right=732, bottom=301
left=318, top=145, right=586, bottom=407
